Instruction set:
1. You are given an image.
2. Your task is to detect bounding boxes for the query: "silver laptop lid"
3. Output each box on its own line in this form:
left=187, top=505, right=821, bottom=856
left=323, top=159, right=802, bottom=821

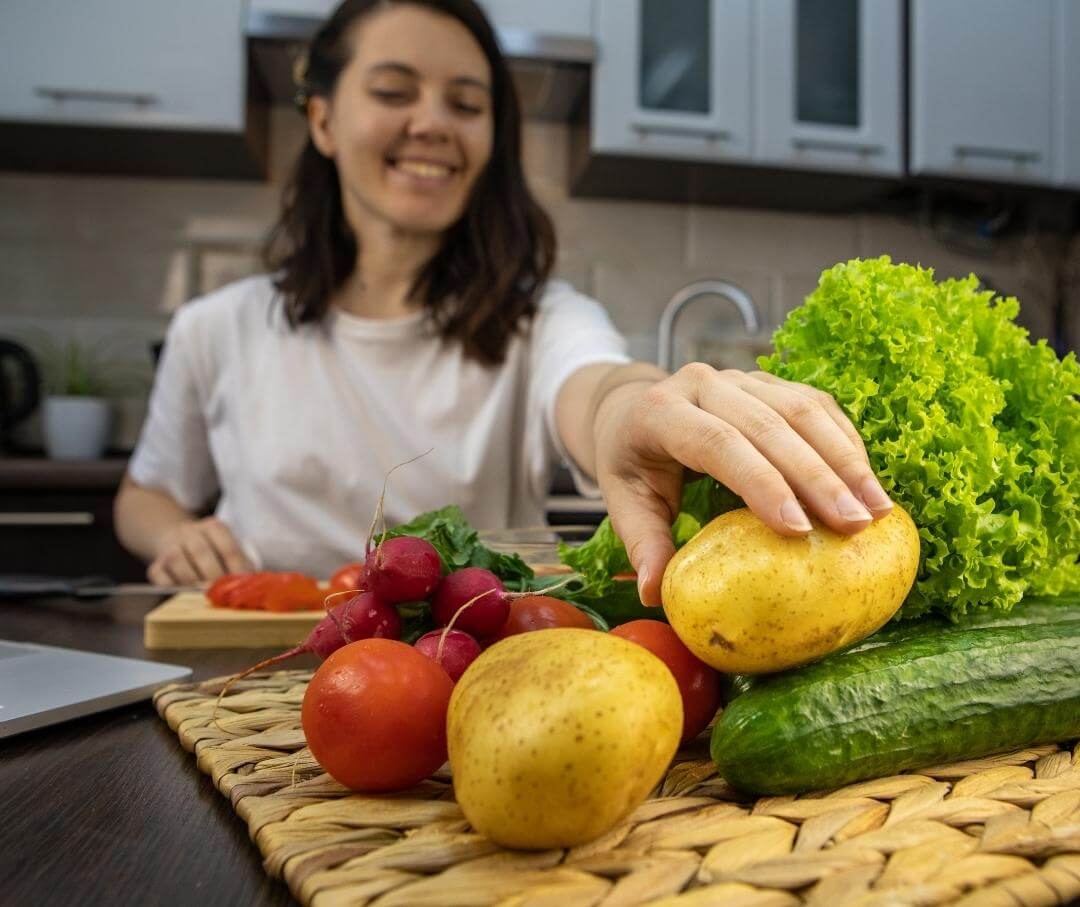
left=0, top=640, right=192, bottom=738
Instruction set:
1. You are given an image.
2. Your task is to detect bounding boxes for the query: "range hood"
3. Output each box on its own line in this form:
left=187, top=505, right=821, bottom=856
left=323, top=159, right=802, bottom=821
left=246, top=10, right=594, bottom=121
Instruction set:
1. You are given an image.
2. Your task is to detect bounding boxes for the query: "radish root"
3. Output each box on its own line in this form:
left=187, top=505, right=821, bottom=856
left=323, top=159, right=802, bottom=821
left=211, top=647, right=303, bottom=731
left=365, top=448, right=435, bottom=557
left=437, top=589, right=495, bottom=665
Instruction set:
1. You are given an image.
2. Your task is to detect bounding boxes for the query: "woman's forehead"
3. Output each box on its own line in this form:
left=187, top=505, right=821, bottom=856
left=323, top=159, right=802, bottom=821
left=347, top=4, right=491, bottom=85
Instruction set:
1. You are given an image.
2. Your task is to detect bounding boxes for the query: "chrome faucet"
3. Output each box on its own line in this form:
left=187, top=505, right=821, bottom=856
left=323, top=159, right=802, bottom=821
left=657, top=279, right=761, bottom=371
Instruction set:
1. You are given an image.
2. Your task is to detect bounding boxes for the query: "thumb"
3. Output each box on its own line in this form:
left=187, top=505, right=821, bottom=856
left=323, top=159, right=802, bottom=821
left=604, top=483, right=677, bottom=608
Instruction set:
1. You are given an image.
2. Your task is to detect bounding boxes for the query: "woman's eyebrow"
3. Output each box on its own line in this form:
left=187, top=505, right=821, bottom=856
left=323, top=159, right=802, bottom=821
left=367, top=61, right=490, bottom=92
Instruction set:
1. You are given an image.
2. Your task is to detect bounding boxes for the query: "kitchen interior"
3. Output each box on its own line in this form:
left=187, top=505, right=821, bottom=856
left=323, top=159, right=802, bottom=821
left=1, top=0, right=1078, bottom=583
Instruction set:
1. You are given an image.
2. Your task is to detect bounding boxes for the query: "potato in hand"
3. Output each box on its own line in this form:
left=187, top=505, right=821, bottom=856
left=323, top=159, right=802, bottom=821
left=661, top=505, right=920, bottom=674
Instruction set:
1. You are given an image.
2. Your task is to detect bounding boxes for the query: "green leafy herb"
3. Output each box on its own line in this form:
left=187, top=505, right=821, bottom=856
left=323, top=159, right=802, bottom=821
left=383, top=505, right=533, bottom=583
left=758, top=256, right=1080, bottom=620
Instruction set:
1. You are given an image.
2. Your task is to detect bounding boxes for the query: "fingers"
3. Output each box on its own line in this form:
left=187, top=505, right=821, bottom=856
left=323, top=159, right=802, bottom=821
left=750, top=371, right=870, bottom=465
left=602, top=474, right=682, bottom=608
left=148, top=519, right=248, bottom=586
left=202, top=518, right=254, bottom=573
left=720, top=380, right=893, bottom=525
left=649, top=396, right=814, bottom=537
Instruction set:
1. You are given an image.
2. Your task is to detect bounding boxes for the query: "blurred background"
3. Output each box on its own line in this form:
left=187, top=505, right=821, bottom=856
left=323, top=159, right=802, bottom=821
left=0, top=0, right=1077, bottom=577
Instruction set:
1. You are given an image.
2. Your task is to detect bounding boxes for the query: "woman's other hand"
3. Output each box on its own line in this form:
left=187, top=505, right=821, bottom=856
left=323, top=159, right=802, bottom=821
left=147, top=516, right=254, bottom=585
left=592, top=364, right=893, bottom=606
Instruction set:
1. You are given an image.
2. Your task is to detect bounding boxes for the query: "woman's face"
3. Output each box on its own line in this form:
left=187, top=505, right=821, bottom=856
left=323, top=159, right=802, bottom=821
left=309, top=4, right=495, bottom=238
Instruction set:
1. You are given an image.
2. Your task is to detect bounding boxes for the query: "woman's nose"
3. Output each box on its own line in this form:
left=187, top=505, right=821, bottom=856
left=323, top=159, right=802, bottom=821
left=406, top=92, right=452, bottom=141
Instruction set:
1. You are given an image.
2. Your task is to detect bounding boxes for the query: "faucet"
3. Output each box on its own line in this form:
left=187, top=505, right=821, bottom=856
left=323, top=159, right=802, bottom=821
left=657, top=279, right=761, bottom=371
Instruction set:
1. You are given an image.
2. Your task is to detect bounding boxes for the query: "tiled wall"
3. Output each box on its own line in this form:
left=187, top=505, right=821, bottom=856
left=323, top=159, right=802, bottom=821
left=1, top=110, right=1076, bottom=449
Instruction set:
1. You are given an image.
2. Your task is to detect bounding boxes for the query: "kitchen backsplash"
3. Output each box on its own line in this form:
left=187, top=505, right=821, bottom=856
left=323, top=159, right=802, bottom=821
left=1, top=107, right=1077, bottom=450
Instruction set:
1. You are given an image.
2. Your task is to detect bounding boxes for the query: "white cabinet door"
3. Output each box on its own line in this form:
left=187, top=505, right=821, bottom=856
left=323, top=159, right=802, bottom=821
left=0, top=0, right=245, bottom=131
left=1056, top=0, right=1080, bottom=188
left=478, top=0, right=592, bottom=39
left=755, top=0, right=903, bottom=176
left=591, top=0, right=752, bottom=162
left=911, top=0, right=1052, bottom=185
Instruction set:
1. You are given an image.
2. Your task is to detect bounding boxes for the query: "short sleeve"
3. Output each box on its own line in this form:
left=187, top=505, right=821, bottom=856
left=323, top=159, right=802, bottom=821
left=127, top=306, right=219, bottom=512
left=527, top=280, right=631, bottom=497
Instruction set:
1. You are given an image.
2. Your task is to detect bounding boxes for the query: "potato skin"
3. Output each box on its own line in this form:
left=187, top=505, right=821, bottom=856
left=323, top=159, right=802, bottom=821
left=661, top=505, right=920, bottom=674
left=447, top=628, right=682, bottom=849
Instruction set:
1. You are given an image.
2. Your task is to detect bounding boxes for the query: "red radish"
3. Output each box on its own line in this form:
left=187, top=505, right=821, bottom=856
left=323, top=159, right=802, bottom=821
left=302, top=638, right=455, bottom=791
left=431, top=568, right=508, bottom=639
left=212, top=590, right=400, bottom=724
left=366, top=536, right=443, bottom=603
left=414, top=629, right=482, bottom=681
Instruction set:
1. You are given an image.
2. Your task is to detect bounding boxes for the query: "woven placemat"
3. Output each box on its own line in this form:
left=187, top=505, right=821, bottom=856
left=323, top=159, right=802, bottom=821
left=154, top=669, right=1080, bottom=906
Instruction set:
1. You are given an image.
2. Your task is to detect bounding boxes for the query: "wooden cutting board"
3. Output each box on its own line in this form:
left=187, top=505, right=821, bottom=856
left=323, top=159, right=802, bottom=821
left=143, top=564, right=571, bottom=649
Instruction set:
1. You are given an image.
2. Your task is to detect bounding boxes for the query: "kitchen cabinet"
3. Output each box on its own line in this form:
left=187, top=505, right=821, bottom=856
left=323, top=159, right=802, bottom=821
left=248, top=0, right=592, bottom=39
left=0, top=0, right=246, bottom=132
left=1057, top=0, right=1080, bottom=188
left=910, top=0, right=1054, bottom=186
left=754, top=0, right=904, bottom=176
left=591, top=0, right=753, bottom=162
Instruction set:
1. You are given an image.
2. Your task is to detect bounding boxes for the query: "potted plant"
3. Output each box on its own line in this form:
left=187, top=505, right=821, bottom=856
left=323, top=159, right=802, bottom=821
left=36, top=337, right=145, bottom=461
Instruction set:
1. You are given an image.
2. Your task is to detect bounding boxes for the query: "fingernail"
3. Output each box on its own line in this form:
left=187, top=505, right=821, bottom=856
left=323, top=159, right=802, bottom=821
left=636, top=566, right=653, bottom=607
left=860, top=476, right=893, bottom=512
left=780, top=500, right=813, bottom=532
left=837, top=490, right=873, bottom=522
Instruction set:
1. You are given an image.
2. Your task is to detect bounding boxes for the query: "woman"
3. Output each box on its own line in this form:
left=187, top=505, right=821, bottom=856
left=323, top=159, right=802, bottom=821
left=114, top=0, right=892, bottom=607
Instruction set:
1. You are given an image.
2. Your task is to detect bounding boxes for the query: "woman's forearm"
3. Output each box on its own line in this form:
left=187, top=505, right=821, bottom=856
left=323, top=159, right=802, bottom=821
left=113, top=476, right=196, bottom=563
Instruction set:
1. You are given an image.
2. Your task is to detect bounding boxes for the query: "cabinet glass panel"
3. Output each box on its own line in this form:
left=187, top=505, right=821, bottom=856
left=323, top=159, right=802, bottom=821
left=638, top=0, right=710, bottom=114
left=795, top=0, right=859, bottom=127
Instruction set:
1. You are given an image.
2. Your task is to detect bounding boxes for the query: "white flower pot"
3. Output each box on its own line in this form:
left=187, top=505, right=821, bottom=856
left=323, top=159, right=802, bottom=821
left=43, top=396, right=111, bottom=461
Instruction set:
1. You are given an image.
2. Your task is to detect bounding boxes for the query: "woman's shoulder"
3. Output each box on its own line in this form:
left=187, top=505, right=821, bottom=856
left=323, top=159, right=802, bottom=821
left=172, top=274, right=280, bottom=335
left=533, top=278, right=620, bottom=332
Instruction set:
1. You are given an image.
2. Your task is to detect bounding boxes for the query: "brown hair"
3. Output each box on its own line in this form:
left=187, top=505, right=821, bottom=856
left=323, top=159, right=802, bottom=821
left=263, top=0, right=556, bottom=366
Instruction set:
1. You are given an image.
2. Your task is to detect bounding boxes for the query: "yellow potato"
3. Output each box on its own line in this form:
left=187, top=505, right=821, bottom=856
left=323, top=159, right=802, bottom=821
left=447, top=628, right=682, bottom=849
left=661, top=505, right=920, bottom=674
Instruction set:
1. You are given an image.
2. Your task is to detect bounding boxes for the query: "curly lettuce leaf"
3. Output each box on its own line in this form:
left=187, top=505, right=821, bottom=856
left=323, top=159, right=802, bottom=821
left=758, top=256, right=1080, bottom=620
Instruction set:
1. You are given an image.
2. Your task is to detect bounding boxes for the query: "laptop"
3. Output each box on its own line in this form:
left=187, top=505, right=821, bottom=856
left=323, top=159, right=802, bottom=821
left=0, top=639, right=192, bottom=738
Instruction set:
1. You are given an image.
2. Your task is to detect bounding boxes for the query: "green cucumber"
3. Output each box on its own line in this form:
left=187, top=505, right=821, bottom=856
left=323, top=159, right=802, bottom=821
left=711, top=618, right=1080, bottom=795
left=721, top=593, right=1080, bottom=704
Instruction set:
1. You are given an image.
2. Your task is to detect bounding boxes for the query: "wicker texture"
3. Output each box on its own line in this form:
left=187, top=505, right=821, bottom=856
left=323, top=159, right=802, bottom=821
left=155, top=670, right=1080, bottom=906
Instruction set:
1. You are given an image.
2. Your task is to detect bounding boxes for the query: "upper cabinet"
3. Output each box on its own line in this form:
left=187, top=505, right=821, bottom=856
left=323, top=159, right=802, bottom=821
left=1056, top=0, right=1080, bottom=188
left=755, top=0, right=903, bottom=176
left=0, top=0, right=245, bottom=132
left=910, top=0, right=1079, bottom=188
left=591, top=0, right=753, bottom=162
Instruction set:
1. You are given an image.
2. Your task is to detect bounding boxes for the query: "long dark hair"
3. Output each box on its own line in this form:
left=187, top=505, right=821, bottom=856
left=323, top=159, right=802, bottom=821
left=263, top=0, right=556, bottom=366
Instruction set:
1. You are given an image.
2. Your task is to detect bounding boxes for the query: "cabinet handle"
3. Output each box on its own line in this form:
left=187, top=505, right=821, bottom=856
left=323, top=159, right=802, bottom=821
left=34, top=86, right=159, bottom=108
left=953, top=145, right=1041, bottom=164
left=0, top=512, right=95, bottom=527
left=791, top=138, right=884, bottom=156
left=632, top=123, right=732, bottom=142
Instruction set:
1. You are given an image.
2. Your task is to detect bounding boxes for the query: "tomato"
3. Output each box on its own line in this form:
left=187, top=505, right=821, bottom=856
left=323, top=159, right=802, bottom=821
left=330, top=562, right=367, bottom=592
left=262, top=575, right=326, bottom=612
left=301, top=638, right=454, bottom=791
left=206, top=573, right=251, bottom=608
left=494, top=595, right=595, bottom=640
left=610, top=620, right=721, bottom=742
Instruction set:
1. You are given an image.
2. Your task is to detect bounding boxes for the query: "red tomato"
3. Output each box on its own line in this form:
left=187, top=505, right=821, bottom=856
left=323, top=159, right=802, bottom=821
left=495, top=595, right=595, bottom=640
left=206, top=573, right=250, bottom=608
left=610, top=620, right=721, bottom=742
left=301, top=638, right=454, bottom=791
left=329, top=562, right=366, bottom=592
left=262, top=575, right=325, bottom=612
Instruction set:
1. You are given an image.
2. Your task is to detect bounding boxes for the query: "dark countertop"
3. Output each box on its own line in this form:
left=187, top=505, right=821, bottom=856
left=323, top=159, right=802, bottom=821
left=1, top=594, right=313, bottom=906
left=0, top=456, right=130, bottom=490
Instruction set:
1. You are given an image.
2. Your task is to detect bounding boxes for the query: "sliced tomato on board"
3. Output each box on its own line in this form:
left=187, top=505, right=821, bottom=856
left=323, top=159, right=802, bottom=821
left=207, top=573, right=251, bottom=608
left=262, top=575, right=326, bottom=612
left=329, top=562, right=367, bottom=593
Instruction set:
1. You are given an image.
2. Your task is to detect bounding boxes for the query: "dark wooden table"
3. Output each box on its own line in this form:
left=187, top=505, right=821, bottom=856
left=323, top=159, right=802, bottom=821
left=1, top=594, right=318, bottom=906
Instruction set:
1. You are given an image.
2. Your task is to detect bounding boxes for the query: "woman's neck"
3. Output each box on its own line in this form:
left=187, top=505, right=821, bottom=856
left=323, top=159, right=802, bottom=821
left=333, top=221, right=441, bottom=320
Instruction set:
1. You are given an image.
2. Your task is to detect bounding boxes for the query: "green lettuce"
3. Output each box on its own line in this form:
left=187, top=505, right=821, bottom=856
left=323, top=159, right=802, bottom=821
left=758, top=256, right=1080, bottom=620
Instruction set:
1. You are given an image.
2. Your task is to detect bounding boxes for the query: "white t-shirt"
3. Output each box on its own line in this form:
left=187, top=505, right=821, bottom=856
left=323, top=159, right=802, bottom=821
left=129, top=275, right=630, bottom=577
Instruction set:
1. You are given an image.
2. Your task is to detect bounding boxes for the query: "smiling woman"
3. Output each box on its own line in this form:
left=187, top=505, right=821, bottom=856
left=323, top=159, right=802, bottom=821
left=115, top=0, right=891, bottom=603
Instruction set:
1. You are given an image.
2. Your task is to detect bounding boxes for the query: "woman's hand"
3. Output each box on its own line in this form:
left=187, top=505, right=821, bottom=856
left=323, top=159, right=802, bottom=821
left=147, top=516, right=254, bottom=585
left=592, top=364, right=893, bottom=606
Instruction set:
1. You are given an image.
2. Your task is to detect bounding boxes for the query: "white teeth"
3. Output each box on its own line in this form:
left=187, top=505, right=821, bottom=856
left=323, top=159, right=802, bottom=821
left=394, top=160, right=453, bottom=178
